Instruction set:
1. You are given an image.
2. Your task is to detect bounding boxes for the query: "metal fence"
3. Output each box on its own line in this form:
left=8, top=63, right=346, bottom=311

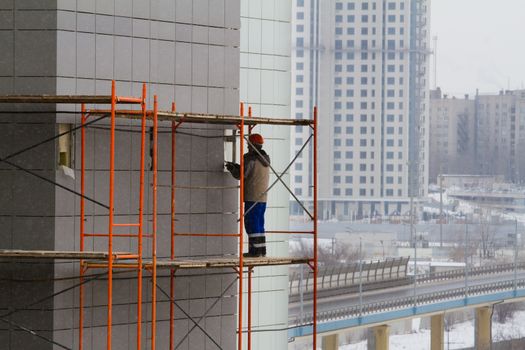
left=289, top=257, right=410, bottom=295
left=417, top=262, right=525, bottom=283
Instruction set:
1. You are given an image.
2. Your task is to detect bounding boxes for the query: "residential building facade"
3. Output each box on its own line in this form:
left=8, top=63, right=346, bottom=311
left=429, top=89, right=525, bottom=184
left=428, top=88, right=476, bottom=182
left=475, top=90, right=525, bottom=183
left=290, top=0, right=430, bottom=220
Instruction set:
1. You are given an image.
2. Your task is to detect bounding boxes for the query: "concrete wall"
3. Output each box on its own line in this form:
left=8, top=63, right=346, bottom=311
left=1, top=1, right=242, bottom=349
left=240, top=0, right=292, bottom=349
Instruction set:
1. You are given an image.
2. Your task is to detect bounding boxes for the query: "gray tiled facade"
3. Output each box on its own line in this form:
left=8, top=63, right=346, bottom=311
left=0, top=1, right=242, bottom=349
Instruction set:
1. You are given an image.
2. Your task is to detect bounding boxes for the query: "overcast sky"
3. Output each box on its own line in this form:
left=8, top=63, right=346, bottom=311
left=431, top=0, right=525, bottom=96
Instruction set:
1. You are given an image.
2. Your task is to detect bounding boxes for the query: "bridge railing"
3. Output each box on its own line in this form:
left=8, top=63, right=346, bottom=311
left=291, top=278, right=525, bottom=325
left=417, top=262, right=525, bottom=283
left=289, top=257, right=410, bottom=295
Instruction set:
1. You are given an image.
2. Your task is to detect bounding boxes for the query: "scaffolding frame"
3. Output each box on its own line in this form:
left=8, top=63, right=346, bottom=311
left=0, top=80, right=319, bottom=350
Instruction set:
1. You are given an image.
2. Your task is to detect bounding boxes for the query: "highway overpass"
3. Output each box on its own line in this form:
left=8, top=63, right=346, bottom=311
left=288, top=262, right=525, bottom=350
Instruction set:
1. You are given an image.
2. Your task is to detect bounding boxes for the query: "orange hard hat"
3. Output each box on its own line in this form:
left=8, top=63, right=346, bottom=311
left=249, top=133, right=264, bottom=145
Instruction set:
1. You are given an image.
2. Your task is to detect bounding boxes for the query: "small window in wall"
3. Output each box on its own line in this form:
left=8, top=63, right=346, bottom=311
left=224, top=129, right=237, bottom=167
left=58, top=123, right=72, bottom=168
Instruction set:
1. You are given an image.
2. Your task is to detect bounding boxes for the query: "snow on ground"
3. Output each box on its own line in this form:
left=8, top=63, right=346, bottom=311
left=338, top=310, right=525, bottom=349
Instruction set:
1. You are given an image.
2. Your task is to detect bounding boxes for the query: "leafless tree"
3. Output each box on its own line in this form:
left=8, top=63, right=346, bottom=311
left=478, top=207, right=495, bottom=259
left=494, top=303, right=515, bottom=323
left=448, top=226, right=478, bottom=263
left=291, top=239, right=359, bottom=265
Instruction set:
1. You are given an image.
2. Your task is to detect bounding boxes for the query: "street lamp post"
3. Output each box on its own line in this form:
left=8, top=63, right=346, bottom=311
left=439, top=173, right=444, bottom=248
left=464, top=222, right=469, bottom=301
left=514, top=218, right=518, bottom=295
left=413, top=233, right=417, bottom=308
left=359, top=237, right=363, bottom=316
left=299, top=264, right=304, bottom=324
left=411, top=192, right=417, bottom=308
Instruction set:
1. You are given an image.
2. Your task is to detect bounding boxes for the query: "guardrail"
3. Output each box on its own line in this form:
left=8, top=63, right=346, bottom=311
left=417, top=262, right=525, bottom=283
left=292, top=278, right=525, bottom=325
left=289, top=257, right=410, bottom=295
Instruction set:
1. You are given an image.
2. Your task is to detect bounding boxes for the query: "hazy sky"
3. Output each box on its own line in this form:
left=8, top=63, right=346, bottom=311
left=431, top=0, right=525, bottom=95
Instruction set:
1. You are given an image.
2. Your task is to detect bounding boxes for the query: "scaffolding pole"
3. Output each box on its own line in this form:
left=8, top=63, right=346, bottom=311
left=106, top=80, right=116, bottom=350
left=312, top=106, right=319, bottom=350
left=170, top=101, right=177, bottom=350
left=137, top=83, right=147, bottom=350
left=238, top=102, right=245, bottom=350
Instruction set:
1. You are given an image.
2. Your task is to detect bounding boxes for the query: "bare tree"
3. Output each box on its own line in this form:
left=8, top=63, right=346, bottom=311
left=478, top=207, right=495, bottom=259
left=494, top=303, right=515, bottom=323
left=291, top=239, right=359, bottom=265
left=448, top=225, right=477, bottom=263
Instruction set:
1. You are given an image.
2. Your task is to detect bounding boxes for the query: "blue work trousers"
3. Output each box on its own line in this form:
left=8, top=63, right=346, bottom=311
left=244, top=201, right=267, bottom=254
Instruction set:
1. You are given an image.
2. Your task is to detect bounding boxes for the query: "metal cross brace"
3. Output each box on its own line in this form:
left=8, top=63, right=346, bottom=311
left=242, top=134, right=314, bottom=220
left=156, top=281, right=231, bottom=350
left=174, top=277, right=238, bottom=349
left=0, top=114, right=109, bottom=209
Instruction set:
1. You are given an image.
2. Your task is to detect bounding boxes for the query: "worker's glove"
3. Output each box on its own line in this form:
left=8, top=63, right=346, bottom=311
left=225, top=162, right=240, bottom=178
left=225, top=161, right=239, bottom=172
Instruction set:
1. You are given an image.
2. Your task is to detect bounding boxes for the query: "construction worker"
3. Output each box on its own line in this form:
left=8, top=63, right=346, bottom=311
left=225, top=133, right=270, bottom=257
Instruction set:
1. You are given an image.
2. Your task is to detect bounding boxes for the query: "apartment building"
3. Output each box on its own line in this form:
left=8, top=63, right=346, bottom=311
left=428, top=88, right=476, bottom=182
left=429, top=89, right=525, bottom=184
left=291, top=0, right=430, bottom=220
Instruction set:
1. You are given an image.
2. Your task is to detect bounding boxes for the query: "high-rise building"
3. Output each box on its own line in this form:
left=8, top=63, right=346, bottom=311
left=291, top=0, right=430, bottom=220
left=429, top=89, right=525, bottom=184
left=428, top=88, right=476, bottom=182
left=475, top=90, right=525, bottom=183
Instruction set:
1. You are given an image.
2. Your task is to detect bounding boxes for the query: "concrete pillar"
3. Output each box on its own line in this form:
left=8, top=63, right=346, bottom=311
left=430, top=314, right=444, bottom=350
left=321, top=333, right=339, bottom=350
left=367, top=325, right=389, bottom=350
left=475, top=306, right=492, bottom=350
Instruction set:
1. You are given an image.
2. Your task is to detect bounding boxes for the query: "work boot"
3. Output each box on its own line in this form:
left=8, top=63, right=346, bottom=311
left=254, top=236, right=266, bottom=257
left=243, top=244, right=257, bottom=258
left=243, top=251, right=265, bottom=258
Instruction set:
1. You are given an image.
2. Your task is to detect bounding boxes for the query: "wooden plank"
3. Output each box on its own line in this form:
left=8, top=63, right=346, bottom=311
left=89, top=110, right=314, bottom=126
left=156, top=111, right=314, bottom=126
left=0, top=95, right=142, bottom=104
left=152, top=256, right=310, bottom=269
left=0, top=250, right=309, bottom=267
left=0, top=249, right=131, bottom=260
left=0, top=95, right=115, bottom=104
left=0, top=96, right=311, bottom=126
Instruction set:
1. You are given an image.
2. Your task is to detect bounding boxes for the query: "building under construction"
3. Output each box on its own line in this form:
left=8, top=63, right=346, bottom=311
left=0, top=2, right=319, bottom=350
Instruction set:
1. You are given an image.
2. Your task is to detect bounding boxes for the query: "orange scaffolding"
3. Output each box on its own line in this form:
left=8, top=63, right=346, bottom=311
left=0, top=80, right=318, bottom=350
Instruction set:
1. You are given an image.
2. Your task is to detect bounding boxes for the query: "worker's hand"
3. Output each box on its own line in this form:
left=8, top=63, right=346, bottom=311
left=225, top=162, right=240, bottom=178
left=225, top=161, right=238, bottom=172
